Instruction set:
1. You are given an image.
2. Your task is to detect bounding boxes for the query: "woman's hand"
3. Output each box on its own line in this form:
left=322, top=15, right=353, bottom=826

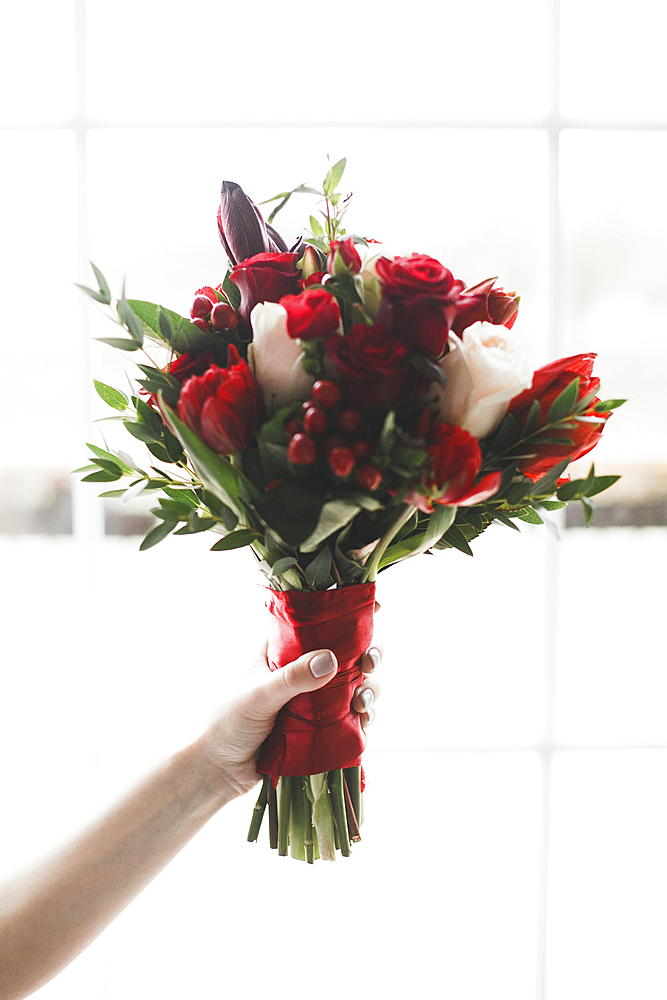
left=190, top=643, right=382, bottom=798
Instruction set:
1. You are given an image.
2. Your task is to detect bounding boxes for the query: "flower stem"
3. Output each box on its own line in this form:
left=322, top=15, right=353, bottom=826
left=278, top=777, right=291, bottom=856
left=289, top=777, right=307, bottom=862
left=328, top=769, right=351, bottom=856
left=247, top=776, right=269, bottom=842
left=342, top=772, right=361, bottom=842
left=344, top=766, right=363, bottom=830
left=362, top=504, right=417, bottom=582
left=267, top=778, right=279, bottom=850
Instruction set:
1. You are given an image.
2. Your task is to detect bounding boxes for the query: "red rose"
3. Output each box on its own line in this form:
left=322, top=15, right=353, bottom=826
left=230, top=252, right=298, bottom=330
left=418, top=422, right=502, bottom=509
left=327, top=238, right=362, bottom=276
left=375, top=254, right=467, bottom=357
left=279, top=287, right=341, bottom=341
left=508, top=353, right=612, bottom=480
left=325, top=324, right=414, bottom=409
left=168, top=348, right=217, bottom=385
left=450, top=278, right=520, bottom=335
left=376, top=254, right=462, bottom=298
left=178, top=345, right=261, bottom=455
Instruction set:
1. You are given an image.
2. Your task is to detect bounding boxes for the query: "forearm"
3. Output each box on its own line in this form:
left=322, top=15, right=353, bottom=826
left=0, top=743, right=240, bottom=1000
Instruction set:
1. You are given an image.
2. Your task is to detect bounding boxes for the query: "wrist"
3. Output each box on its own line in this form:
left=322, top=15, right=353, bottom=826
left=175, top=741, right=244, bottom=811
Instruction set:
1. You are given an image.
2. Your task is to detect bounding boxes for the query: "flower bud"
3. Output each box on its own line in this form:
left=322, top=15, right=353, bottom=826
left=300, top=245, right=323, bottom=281
left=218, top=180, right=288, bottom=266
left=327, top=238, right=362, bottom=277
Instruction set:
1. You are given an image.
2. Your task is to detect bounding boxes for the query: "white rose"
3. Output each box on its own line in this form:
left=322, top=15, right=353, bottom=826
left=248, top=302, right=314, bottom=412
left=432, top=322, right=532, bottom=439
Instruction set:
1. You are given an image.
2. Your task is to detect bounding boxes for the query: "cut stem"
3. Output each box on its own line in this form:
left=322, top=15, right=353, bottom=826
left=342, top=773, right=361, bottom=842
left=278, top=777, right=291, bottom=856
left=267, top=778, right=279, bottom=850
left=328, top=769, right=351, bottom=857
left=247, top=776, right=269, bottom=842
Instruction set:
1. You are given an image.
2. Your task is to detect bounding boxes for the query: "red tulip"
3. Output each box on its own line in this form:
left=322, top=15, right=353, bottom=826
left=178, top=345, right=261, bottom=455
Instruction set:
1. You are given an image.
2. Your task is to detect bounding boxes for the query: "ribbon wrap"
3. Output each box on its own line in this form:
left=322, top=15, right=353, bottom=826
left=256, top=582, right=376, bottom=780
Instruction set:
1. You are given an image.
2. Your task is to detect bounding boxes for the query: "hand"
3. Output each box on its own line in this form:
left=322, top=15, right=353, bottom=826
left=190, top=643, right=382, bottom=798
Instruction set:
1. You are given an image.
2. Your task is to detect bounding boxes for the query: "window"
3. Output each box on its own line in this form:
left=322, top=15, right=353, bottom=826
left=1, top=2, right=665, bottom=997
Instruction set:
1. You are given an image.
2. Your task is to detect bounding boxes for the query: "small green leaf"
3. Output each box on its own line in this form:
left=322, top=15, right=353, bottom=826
left=81, top=469, right=121, bottom=483
left=546, top=377, right=581, bottom=424
left=594, top=398, right=626, bottom=412
left=556, top=478, right=587, bottom=501
left=584, top=474, right=621, bottom=497
left=124, top=421, right=160, bottom=444
left=488, top=509, right=522, bottom=531
left=89, top=262, right=111, bottom=304
left=210, top=529, right=256, bottom=551
left=323, top=157, right=346, bottom=196
left=522, top=399, right=541, bottom=437
left=94, top=380, right=129, bottom=410
left=539, top=499, right=568, bottom=510
left=517, top=507, right=544, bottom=525
left=304, top=546, right=332, bottom=588
left=76, top=283, right=109, bottom=304
left=97, top=337, right=141, bottom=352
left=139, top=520, right=176, bottom=551
left=309, top=214, right=325, bottom=238
left=136, top=397, right=163, bottom=435
left=118, top=297, right=144, bottom=345
left=581, top=495, right=595, bottom=525
left=174, top=516, right=218, bottom=535
left=271, top=556, right=300, bottom=577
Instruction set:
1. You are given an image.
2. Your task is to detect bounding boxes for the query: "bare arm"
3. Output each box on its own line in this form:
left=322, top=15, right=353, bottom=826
left=0, top=645, right=380, bottom=1000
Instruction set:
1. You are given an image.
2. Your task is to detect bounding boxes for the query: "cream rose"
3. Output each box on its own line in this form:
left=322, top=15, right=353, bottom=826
left=432, top=322, right=532, bottom=439
left=248, top=302, right=314, bottom=412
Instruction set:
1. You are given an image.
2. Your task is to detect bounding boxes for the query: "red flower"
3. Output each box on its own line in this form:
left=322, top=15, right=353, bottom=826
left=178, top=345, right=261, bottom=455
left=450, top=278, right=520, bottom=335
left=375, top=254, right=467, bottom=357
left=168, top=348, right=217, bottom=385
left=325, top=324, right=414, bottom=409
left=279, top=287, right=341, bottom=341
left=230, top=252, right=299, bottom=331
left=418, top=422, right=502, bottom=509
left=508, top=353, right=612, bottom=480
left=327, top=238, right=362, bottom=276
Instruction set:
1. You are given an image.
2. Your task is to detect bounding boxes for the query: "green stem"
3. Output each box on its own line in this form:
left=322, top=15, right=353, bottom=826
left=289, top=777, right=307, bottom=862
left=362, top=504, right=417, bottom=582
left=344, top=766, right=362, bottom=830
left=328, top=769, right=351, bottom=857
left=278, top=777, right=291, bottom=856
left=267, top=779, right=279, bottom=850
left=247, top=777, right=269, bottom=842
left=342, top=772, right=361, bottom=842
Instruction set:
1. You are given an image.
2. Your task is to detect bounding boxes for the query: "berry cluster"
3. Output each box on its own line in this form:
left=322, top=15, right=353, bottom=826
left=285, top=380, right=383, bottom=491
left=190, top=286, right=238, bottom=334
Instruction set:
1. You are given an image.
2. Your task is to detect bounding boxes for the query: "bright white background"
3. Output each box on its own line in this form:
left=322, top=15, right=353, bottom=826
left=1, top=2, right=666, bottom=998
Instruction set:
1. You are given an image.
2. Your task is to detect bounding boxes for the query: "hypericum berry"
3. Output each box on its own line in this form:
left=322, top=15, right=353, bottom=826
left=312, top=380, right=341, bottom=410
left=323, top=434, right=345, bottom=455
left=351, top=440, right=372, bottom=463
left=210, top=302, right=238, bottom=331
left=191, top=317, right=211, bottom=333
left=337, top=409, right=363, bottom=434
left=287, top=433, right=317, bottom=465
left=284, top=418, right=303, bottom=437
left=356, top=464, right=383, bottom=491
left=328, top=446, right=355, bottom=477
left=191, top=294, right=214, bottom=320
left=303, top=406, right=328, bottom=436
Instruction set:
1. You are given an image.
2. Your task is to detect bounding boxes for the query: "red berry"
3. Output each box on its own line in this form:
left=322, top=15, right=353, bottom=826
left=191, top=294, right=214, bottom=320
left=303, top=406, right=328, bottom=436
left=191, top=317, right=211, bottom=333
left=284, top=418, right=303, bottom=436
left=210, top=302, right=239, bottom=331
left=328, top=446, right=355, bottom=477
left=302, top=399, right=314, bottom=412
left=312, top=380, right=341, bottom=410
left=337, top=409, right=363, bottom=434
left=323, top=434, right=345, bottom=455
left=351, top=440, right=372, bottom=463
left=287, top=433, right=317, bottom=465
left=356, top=464, right=383, bottom=491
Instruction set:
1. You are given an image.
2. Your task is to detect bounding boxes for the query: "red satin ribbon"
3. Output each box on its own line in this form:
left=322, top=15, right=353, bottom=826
left=256, top=582, right=376, bottom=780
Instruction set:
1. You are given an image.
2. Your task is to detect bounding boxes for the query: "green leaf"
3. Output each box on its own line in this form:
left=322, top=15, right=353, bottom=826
left=93, top=380, right=129, bottom=410
left=136, top=397, right=163, bottom=435
left=517, top=506, right=544, bottom=525
left=147, top=442, right=173, bottom=463
left=546, top=377, right=581, bottom=423
left=158, top=397, right=258, bottom=520
left=491, top=412, right=519, bottom=453
left=323, top=157, right=346, bottom=196
left=379, top=504, right=457, bottom=569
left=86, top=442, right=134, bottom=474
left=488, top=508, right=522, bottom=531
left=300, top=498, right=364, bottom=553
left=556, top=477, right=587, bottom=501
left=163, top=486, right=199, bottom=507
left=81, top=469, right=121, bottom=483
left=90, top=262, right=111, bottom=304
left=581, top=495, right=595, bottom=525
left=538, top=499, right=568, bottom=510
left=124, top=421, right=160, bottom=444
left=97, top=337, right=141, bottom=352
left=76, top=283, right=109, bottom=304
left=594, top=398, right=626, bottom=412
left=117, top=297, right=144, bottom=345
left=139, top=520, right=176, bottom=551
left=252, top=483, right=322, bottom=547
left=174, top=516, right=218, bottom=535
left=93, top=458, right=124, bottom=476
left=222, top=270, right=241, bottom=312
left=584, top=474, right=621, bottom=497
left=270, top=556, right=300, bottom=577
left=98, top=489, right=127, bottom=498
left=522, top=399, right=541, bottom=437
left=528, top=458, right=570, bottom=496
left=210, top=529, right=257, bottom=551
left=309, top=214, right=325, bottom=238
left=304, top=546, right=333, bottom=588
left=440, top=524, right=474, bottom=556
left=127, top=300, right=214, bottom=354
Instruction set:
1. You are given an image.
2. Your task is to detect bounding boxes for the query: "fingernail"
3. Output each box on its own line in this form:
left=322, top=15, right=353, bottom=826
left=310, top=651, right=336, bottom=677
left=358, top=687, right=374, bottom=709
left=367, top=647, right=381, bottom=669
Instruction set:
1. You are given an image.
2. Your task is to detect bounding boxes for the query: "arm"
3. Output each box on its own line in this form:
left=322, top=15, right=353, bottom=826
left=0, top=645, right=380, bottom=1000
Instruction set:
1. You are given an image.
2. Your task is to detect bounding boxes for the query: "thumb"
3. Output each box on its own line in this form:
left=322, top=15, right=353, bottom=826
left=253, top=649, right=338, bottom=718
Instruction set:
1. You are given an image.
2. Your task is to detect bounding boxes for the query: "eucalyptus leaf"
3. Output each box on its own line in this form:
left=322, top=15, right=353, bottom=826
left=93, top=380, right=128, bottom=411
left=139, top=520, right=176, bottom=551
left=90, top=262, right=111, bottom=304
left=210, top=529, right=256, bottom=551
left=304, top=546, right=332, bottom=588
left=97, top=337, right=141, bottom=352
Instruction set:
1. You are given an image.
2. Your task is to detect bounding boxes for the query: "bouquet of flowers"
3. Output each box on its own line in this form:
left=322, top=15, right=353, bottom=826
left=77, top=158, right=623, bottom=862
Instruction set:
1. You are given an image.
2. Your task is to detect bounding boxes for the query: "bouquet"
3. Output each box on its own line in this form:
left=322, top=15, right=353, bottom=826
left=77, top=158, right=623, bottom=862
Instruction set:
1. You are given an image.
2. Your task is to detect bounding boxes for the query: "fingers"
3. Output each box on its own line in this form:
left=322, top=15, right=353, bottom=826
left=250, top=648, right=338, bottom=719
left=360, top=643, right=383, bottom=675
left=353, top=643, right=382, bottom=728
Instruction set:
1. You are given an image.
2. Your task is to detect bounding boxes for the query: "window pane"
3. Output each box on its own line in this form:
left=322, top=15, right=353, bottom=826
left=561, top=0, right=667, bottom=118
left=0, top=131, right=79, bottom=468
left=560, top=130, right=667, bottom=485
left=86, top=0, right=549, bottom=123
left=0, top=1, right=75, bottom=123
left=555, top=527, right=667, bottom=745
left=547, top=750, right=667, bottom=999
